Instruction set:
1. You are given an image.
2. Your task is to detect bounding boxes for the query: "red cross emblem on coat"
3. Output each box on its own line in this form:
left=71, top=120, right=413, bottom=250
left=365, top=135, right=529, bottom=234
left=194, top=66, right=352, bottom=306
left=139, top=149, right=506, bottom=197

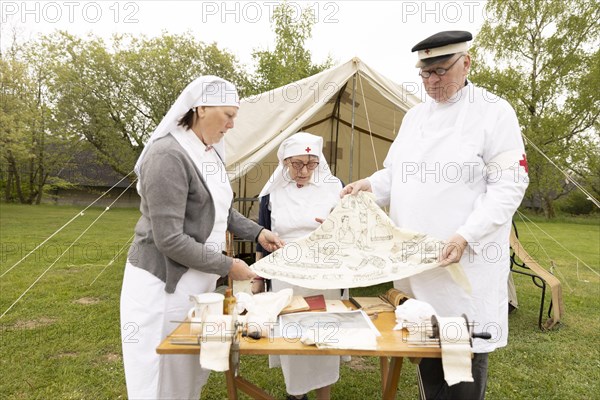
left=519, top=154, right=529, bottom=173
left=305, top=147, right=311, bottom=153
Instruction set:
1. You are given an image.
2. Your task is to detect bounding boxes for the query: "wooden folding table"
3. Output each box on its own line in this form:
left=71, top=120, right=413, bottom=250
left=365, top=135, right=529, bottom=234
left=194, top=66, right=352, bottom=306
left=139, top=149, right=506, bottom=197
left=157, top=308, right=441, bottom=399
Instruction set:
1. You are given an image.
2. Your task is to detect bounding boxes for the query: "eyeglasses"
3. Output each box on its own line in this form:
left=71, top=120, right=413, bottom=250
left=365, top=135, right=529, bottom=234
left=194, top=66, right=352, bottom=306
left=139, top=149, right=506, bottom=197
left=289, top=160, right=319, bottom=170
left=419, top=55, right=465, bottom=78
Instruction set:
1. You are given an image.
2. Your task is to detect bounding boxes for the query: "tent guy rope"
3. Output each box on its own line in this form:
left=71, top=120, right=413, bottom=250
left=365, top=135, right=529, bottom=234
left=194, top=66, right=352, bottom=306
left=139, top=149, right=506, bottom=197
left=516, top=210, right=599, bottom=280
left=357, top=73, right=380, bottom=171
left=89, top=232, right=135, bottom=286
left=0, top=171, right=136, bottom=279
left=515, top=213, right=575, bottom=294
left=0, top=176, right=137, bottom=319
left=522, top=133, right=600, bottom=209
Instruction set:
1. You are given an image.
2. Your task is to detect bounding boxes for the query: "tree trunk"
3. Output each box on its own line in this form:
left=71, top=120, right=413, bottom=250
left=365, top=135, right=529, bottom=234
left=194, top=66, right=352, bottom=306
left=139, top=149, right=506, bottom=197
left=27, top=154, right=35, bottom=204
left=35, top=170, right=47, bottom=205
left=5, top=167, right=14, bottom=202
left=35, top=119, right=46, bottom=205
left=7, top=153, right=26, bottom=203
left=542, top=194, right=556, bottom=219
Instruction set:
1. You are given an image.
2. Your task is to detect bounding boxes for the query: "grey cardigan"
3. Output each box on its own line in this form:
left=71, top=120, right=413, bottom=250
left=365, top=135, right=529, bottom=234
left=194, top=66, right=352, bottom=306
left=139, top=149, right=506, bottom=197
left=127, top=133, right=263, bottom=293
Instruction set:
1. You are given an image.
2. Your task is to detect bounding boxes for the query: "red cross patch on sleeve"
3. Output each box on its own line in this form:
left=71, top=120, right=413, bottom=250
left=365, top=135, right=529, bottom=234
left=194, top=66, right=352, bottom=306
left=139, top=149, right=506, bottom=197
left=519, top=154, right=529, bottom=173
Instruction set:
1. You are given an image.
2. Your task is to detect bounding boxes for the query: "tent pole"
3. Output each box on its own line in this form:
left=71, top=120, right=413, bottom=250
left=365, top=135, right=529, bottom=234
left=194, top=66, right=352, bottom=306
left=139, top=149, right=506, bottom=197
left=349, top=73, right=357, bottom=182
left=331, top=84, right=345, bottom=176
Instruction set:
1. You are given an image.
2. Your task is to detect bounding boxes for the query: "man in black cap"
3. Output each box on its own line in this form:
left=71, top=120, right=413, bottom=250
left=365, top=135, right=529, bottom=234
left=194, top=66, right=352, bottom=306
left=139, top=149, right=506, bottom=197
left=341, top=30, right=529, bottom=399
left=412, top=30, right=473, bottom=103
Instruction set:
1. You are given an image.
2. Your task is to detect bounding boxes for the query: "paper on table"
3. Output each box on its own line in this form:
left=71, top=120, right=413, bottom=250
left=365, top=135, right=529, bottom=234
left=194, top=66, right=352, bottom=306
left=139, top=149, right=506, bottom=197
left=314, top=328, right=377, bottom=350
left=280, top=310, right=380, bottom=352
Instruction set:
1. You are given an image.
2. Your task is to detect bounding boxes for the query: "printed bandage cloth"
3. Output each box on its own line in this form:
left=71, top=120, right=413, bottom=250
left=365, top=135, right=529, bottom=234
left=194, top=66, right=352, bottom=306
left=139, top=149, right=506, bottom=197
left=251, top=192, right=470, bottom=292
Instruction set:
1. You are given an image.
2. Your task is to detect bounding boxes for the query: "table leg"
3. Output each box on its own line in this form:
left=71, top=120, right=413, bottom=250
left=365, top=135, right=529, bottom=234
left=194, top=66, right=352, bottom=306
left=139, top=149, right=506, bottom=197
left=381, top=356, right=403, bottom=400
left=225, top=356, right=274, bottom=400
left=224, top=368, right=238, bottom=400
left=234, top=376, right=276, bottom=400
left=380, top=357, right=389, bottom=393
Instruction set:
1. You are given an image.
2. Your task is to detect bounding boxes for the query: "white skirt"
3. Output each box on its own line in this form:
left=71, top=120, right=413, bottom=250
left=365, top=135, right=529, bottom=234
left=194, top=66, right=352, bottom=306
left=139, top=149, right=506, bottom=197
left=120, top=262, right=218, bottom=399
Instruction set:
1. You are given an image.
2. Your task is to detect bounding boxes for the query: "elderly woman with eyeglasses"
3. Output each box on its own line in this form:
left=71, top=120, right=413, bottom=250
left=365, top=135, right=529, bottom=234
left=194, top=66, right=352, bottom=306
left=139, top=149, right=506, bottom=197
left=256, top=132, right=344, bottom=400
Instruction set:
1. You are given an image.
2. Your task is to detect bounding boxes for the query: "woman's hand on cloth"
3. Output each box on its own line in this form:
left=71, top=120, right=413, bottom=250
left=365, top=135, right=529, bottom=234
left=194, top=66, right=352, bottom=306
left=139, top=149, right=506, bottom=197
left=340, top=178, right=372, bottom=197
left=229, top=258, right=258, bottom=281
left=438, top=233, right=468, bottom=266
left=257, top=229, right=285, bottom=253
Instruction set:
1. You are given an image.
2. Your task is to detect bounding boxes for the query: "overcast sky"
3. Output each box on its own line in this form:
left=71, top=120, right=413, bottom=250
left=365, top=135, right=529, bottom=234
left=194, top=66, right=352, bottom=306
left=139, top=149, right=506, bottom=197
left=1, top=0, right=487, bottom=91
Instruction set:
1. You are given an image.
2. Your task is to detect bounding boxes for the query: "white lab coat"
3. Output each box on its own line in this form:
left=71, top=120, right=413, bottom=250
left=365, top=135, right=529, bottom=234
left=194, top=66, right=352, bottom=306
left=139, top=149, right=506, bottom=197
left=369, top=83, right=528, bottom=353
left=267, top=179, right=344, bottom=395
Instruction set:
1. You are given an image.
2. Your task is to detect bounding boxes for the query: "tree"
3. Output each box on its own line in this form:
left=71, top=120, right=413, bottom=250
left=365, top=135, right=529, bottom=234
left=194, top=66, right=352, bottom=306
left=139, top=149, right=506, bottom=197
left=1, top=31, right=249, bottom=203
left=0, top=34, right=74, bottom=204
left=41, top=31, right=247, bottom=176
left=250, top=2, right=333, bottom=93
left=0, top=48, right=33, bottom=203
left=1, top=8, right=333, bottom=204
left=469, top=0, right=600, bottom=218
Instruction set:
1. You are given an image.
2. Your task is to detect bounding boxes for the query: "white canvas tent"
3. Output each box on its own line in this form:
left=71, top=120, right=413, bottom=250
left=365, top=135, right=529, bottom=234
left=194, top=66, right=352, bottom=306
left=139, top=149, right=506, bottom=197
left=224, top=57, right=421, bottom=204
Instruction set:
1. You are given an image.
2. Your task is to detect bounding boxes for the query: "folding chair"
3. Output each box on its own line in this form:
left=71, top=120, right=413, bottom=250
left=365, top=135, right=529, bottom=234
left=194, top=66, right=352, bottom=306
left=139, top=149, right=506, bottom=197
left=509, top=222, right=565, bottom=330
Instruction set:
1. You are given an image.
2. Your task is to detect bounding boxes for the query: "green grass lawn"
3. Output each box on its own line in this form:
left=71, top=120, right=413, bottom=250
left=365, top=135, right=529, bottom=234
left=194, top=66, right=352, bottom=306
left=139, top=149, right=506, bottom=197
left=0, top=204, right=598, bottom=399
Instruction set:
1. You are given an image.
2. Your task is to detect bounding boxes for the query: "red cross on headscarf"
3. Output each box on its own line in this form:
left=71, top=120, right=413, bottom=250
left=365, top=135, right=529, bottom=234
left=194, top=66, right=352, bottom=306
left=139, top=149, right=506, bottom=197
left=519, top=154, right=529, bottom=173
left=305, top=147, right=311, bottom=153
left=424, top=49, right=431, bottom=55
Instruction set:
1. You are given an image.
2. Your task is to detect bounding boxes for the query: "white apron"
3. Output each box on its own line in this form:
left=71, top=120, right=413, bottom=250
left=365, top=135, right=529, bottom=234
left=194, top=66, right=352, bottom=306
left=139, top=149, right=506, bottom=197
left=120, top=264, right=217, bottom=399
left=267, top=181, right=342, bottom=395
left=121, top=128, right=233, bottom=399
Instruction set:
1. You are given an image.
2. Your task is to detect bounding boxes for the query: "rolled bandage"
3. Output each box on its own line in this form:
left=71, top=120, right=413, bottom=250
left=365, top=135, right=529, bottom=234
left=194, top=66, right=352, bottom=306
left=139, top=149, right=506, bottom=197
left=199, top=315, right=234, bottom=372
left=435, top=316, right=474, bottom=386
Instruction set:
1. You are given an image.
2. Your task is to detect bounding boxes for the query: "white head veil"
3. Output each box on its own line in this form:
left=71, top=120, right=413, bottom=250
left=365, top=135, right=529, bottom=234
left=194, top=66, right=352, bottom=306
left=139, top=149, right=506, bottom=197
left=259, top=132, right=336, bottom=198
left=134, top=75, right=239, bottom=178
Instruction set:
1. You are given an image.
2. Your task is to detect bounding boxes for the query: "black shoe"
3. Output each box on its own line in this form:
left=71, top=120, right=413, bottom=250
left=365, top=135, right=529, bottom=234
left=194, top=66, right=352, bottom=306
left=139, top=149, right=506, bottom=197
left=286, top=395, right=308, bottom=400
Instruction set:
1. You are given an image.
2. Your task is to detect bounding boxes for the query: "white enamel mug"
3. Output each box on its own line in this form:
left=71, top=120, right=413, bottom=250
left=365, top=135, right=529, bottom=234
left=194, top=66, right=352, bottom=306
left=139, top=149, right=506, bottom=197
left=188, top=293, right=224, bottom=334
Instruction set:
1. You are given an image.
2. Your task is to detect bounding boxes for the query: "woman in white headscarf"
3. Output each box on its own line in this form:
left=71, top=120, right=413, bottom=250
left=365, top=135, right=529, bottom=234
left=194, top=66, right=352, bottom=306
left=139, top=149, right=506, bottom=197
left=120, top=76, right=283, bottom=399
left=256, top=132, right=344, bottom=400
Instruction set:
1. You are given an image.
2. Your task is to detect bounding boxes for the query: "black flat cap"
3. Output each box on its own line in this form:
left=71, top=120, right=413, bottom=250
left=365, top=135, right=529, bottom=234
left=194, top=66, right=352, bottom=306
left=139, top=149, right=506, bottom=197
left=412, top=31, right=473, bottom=67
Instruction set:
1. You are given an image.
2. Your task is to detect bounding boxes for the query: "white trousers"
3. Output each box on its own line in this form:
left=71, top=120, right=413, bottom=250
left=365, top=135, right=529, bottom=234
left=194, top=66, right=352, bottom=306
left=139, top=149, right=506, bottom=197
left=120, top=262, right=218, bottom=399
